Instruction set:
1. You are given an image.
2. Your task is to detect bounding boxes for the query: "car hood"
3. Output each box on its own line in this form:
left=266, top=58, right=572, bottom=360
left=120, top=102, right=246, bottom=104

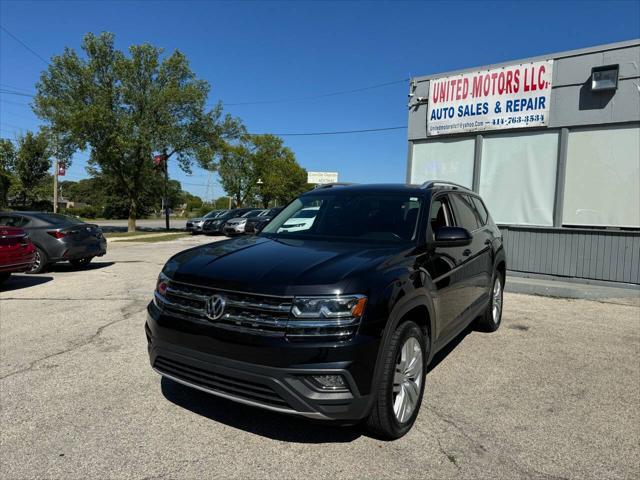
left=164, top=235, right=405, bottom=296
left=188, top=218, right=203, bottom=223
left=226, top=217, right=247, bottom=223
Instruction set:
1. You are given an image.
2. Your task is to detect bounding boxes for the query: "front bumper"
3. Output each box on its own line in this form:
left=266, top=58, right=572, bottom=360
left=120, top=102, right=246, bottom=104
left=223, top=224, right=245, bottom=235
left=186, top=222, right=204, bottom=232
left=145, top=303, right=378, bottom=421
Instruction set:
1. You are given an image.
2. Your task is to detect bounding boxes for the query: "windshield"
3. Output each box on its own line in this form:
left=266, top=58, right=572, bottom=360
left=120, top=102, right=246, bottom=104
left=241, top=210, right=263, bottom=218
left=203, top=210, right=221, bottom=219
left=261, top=193, right=422, bottom=243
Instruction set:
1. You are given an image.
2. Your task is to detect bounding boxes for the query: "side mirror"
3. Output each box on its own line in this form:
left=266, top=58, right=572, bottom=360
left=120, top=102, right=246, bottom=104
left=434, top=226, right=472, bottom=247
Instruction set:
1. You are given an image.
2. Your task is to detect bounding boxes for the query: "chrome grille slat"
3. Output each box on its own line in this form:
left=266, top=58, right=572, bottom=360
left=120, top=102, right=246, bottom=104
left=156, top=280, right=361, bottom=340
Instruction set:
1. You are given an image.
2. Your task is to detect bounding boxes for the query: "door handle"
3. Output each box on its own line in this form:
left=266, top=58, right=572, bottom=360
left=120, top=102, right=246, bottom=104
left=463, top=249, right=472, bottom=257
left=484, top=239, right=491, bottom=246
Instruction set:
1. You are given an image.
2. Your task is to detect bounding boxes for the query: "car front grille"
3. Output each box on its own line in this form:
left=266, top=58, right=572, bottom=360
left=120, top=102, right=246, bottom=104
left=154, top=356, right=290, bottom=408
left=154, top=279, right=360, bottom=341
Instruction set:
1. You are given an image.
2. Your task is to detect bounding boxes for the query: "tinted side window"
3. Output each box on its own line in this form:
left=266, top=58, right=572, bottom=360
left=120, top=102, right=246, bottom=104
left=428, top=196, right=453, bottom=235
left=450, top=194, right=480, bottom=231
left=0, top=215, right=28, bottom=227
left=471, top=196, right=489, bottom=225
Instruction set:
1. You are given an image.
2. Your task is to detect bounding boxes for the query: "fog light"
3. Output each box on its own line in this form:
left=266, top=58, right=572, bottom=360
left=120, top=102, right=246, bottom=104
left=308, top=374, right=347, bottom=391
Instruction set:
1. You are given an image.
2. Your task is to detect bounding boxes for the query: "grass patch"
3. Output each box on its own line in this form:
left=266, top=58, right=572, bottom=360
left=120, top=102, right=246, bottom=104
left=118, top=233, right=190, bottom=243
left=105, top=230, right=183, bottom=238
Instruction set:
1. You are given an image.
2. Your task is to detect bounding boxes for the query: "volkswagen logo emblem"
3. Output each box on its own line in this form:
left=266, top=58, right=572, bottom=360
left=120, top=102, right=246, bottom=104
left=205, top=294, right=226, bottom=320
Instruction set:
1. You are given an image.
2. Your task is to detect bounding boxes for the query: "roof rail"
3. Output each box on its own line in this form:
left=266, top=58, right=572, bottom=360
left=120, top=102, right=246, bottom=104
left=420, top=180, right=471, bottom=191
left=313, top=182, right=357, bottom=189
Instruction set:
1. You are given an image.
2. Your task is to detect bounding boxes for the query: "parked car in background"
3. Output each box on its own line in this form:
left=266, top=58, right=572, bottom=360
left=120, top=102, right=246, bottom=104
left=0, top=227, right=36, bottom=284
left=202, top=208, right=256, bottom=235
left=0, top=212, right=107, bottom=274
left=147, top=182, right=505, bottom=439
left=186, top=210, right=225, bottom=234
left=244, top=207, right=283, bottom=234
left=222, top=209, right=266, bottom=236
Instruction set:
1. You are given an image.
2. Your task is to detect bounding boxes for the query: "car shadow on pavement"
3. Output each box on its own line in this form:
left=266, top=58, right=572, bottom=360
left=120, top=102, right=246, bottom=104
left=160, top=377, right=362, bottom=443
left=0, top=274, right=54, bottom=292
left=48, top=261, right=115, bottom=273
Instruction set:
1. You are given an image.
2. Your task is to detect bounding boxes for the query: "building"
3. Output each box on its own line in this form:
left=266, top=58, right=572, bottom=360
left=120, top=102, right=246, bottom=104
left=407, top=39, right=639, bottom=285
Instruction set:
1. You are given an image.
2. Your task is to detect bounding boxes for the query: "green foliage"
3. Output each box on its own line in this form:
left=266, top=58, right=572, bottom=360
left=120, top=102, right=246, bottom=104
left=0, top=139, right=17, bottom=208
left=34, top=32, right=243, bottom=230
left=5, top=131, right=51, bottom=207
left=213, top=196, right=231, bottom=210
left=63, top=204, right=100, bottom=219
left=218, top=135, right=307, bottom=208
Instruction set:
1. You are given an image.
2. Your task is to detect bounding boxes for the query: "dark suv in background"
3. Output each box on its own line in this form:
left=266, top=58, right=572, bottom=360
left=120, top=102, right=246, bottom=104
left=146, top=182, right=505, bottom=439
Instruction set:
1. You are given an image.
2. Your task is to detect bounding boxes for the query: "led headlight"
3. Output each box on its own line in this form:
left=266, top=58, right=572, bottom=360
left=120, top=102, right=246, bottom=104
left=291, top=295, right=367, bottom=319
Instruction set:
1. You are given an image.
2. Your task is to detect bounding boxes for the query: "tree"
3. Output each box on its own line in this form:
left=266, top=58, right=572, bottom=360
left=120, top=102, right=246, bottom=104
left=252, top=135, right=307, bottom=207
left=217, top=139, right=258, bottom=208
left=13, top=132, right=51, bottom=207
left=218, top=134, right=307, bottom=209
left=0, top=139, right=16, bottom=208
left=34, top=32, right=243, bottom=231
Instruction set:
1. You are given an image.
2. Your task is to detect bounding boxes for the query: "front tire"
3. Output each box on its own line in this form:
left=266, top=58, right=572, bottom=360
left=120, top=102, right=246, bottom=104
left=477, top=272, right=504, bottom=332
left=365, top=321, right=427, bottom=440
left=27, top=247, right=48, bottom=274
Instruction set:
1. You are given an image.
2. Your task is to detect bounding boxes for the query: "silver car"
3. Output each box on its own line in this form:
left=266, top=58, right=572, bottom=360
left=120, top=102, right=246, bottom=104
left=186, top=210, right=224, bottom=234
left=222, top=209, right=265, bottom=236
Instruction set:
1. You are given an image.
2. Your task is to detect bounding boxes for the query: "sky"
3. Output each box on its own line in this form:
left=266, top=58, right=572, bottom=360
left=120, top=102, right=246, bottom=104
left=1, top=0, right=639, bottom=200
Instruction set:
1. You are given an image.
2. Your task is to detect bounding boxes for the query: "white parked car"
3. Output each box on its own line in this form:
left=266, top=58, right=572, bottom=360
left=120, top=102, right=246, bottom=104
left=277, top=207, right=319, bottom=232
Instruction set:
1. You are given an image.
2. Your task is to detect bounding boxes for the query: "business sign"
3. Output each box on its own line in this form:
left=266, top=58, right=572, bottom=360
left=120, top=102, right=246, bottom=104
left=427, top=60, right=553, bottom=136
left=307, top=171, right=338, bottom=184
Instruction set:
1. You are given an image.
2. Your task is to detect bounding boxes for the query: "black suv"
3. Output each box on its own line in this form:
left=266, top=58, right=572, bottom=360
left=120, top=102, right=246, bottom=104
left=146, top=182, right=505, bottom=439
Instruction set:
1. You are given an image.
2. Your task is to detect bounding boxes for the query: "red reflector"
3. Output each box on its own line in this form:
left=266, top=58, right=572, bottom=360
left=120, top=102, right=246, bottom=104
left=157, top=281, right=168, bottom=296
left=47, top=230, right=67, bottom=239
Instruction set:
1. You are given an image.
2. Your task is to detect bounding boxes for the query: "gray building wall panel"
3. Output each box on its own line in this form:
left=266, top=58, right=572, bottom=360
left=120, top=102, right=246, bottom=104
left=500, top=226, right=640, bottom=284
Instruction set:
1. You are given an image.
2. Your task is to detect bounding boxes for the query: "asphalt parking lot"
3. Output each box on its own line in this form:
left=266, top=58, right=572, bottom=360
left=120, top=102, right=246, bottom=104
left=1, top=236, right=639, bottom=480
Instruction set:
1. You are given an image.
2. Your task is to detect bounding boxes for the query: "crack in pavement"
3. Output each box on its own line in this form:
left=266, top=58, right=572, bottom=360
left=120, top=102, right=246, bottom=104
left=428, top=406, right=569, bottom=480
left=0, top=300, right=147, bottom=381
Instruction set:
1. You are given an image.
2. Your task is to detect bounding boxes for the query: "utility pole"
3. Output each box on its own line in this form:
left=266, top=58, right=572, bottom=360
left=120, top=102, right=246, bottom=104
left=163, top=150, right=170, bottom=231
left=53, top=158, right=58, bottom=213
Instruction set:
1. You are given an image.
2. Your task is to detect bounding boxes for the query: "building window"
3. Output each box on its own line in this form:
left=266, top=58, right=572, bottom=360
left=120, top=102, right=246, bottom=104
left=411, top=138, right=475, bottom=188
left=479, top=131, right=559, bottom=226
left=563, top=125, right=640, bottom=228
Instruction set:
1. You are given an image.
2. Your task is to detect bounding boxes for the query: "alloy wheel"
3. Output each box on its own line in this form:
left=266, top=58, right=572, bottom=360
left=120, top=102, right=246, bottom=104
left=492, top=276, right=503, bottom=324
left=393, top=337, right=423, bottom=423
left=29, top=250, right=41, bottom=273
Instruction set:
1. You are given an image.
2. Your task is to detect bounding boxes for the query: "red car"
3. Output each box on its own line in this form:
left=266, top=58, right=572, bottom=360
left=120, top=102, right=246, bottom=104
left=0, top=227, right=37, bottom=284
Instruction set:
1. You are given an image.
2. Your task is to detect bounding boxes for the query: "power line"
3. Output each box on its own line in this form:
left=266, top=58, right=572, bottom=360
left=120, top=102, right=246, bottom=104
left=0, top=25, right=50, bottom=66
left=0, top=89, right=34, bottom=98
left=221, top=78, right=408, bottom=106
left=251, top=126, right=407, bottom=136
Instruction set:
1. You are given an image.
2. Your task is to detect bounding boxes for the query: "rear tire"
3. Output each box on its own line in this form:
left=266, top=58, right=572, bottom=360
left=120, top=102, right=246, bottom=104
left=27, top=247, right=48, bottom=274
left=70, top=257, right=93, bottom=267
left=365, top=321, right=427, bottom=440
left=477, top=272, right=504, bottom=332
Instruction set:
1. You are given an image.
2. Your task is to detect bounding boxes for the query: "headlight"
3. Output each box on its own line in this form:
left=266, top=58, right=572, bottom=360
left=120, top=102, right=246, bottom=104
left=292, top=295, right=367, bottom=319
